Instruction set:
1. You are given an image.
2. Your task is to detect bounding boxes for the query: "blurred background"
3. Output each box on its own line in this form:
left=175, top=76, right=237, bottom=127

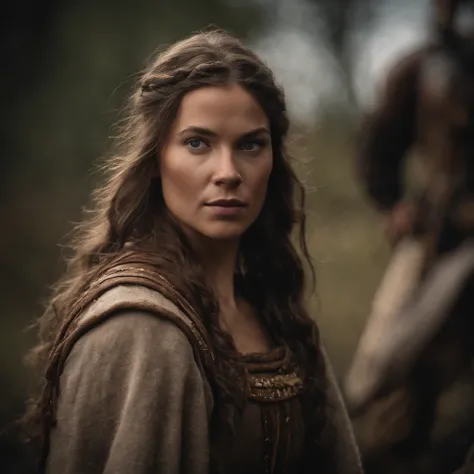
left=1, top=0, right=468, bottom=472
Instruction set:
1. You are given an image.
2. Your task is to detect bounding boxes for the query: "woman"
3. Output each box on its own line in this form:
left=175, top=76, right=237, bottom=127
left=29, top=30, right=362, bottom=474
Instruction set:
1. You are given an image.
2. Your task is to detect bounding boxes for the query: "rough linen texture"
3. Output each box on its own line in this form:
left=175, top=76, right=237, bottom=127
left=45, top=285, right=362, bottom=474
left=46, top=311, right=212, bottom=474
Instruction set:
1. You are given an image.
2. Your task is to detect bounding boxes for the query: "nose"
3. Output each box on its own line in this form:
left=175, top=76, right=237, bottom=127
left=212, top=149, right=242, bottom=187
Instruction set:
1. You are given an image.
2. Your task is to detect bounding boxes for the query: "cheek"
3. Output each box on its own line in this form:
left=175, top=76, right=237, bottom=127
left=159, top=154, right=199, bottom=210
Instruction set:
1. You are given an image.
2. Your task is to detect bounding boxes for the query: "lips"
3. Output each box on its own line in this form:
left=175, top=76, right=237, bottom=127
left=205, top=199, right=247, bottom=207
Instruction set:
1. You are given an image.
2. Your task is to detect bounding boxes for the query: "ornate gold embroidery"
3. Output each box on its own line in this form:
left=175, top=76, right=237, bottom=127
left=247, top=371, right=304, bottom=402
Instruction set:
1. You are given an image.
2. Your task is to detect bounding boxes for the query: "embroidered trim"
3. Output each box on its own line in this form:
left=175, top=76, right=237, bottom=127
left=248, top=372, right=304, bottom=402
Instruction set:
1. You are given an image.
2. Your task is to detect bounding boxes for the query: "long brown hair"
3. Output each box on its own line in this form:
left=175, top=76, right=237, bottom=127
left=27, top=28, right=328, bottom=469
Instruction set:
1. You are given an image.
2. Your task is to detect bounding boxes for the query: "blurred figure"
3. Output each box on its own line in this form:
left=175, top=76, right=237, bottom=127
left=344, top=0, right=474, bottom=473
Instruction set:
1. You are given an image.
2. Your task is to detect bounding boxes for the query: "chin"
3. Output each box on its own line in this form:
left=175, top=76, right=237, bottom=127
left=199, top=222, right=249, bottom=241
left=203, top=230, right=245, bottom=241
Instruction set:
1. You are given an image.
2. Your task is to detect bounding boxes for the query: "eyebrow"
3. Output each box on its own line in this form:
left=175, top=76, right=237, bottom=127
left=177, top=126, right=270, bottom=138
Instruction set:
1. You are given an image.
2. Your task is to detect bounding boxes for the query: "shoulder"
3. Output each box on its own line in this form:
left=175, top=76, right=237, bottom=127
left=63, top=283, right=212, bottom=378
left=50, top=309, right=214, bottom=470
left=60, top=307, right=217, bottom=410
left=73, top=309, right=194, bottom=364
left=61, top=310, right=201, bottom=401
left=78, top=283, right=188, bottom=328
left=61, top=305, right=215, bottom=414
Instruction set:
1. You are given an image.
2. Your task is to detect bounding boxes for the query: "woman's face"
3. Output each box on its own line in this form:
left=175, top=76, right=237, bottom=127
left=160, top=83, right=273, bottom=241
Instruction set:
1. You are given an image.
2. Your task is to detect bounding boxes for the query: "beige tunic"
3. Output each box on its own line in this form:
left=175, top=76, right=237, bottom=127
left=46, top=284, right=362, bottom=474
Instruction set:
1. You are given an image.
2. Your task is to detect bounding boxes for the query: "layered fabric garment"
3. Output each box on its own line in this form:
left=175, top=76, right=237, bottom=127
left=44, top=264, right=363, bottom=474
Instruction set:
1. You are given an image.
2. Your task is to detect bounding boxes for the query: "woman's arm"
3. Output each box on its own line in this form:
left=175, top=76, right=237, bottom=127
left=46, top=311, right=212, bottom=474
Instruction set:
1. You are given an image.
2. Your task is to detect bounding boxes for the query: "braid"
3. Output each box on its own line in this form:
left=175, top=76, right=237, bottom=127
left=140, top=61, right=230, bottom=94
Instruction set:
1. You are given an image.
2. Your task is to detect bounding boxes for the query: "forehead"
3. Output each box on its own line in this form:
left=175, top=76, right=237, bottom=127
left=172, top=84, right=269, bottom=133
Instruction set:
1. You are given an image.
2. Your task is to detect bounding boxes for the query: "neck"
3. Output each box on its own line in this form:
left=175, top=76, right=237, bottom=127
left=192, top=234, right=240, bottom=308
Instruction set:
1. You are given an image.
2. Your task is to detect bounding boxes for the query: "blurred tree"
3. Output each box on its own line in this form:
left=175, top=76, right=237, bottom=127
left=310, top=0, right=378, bottom=108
